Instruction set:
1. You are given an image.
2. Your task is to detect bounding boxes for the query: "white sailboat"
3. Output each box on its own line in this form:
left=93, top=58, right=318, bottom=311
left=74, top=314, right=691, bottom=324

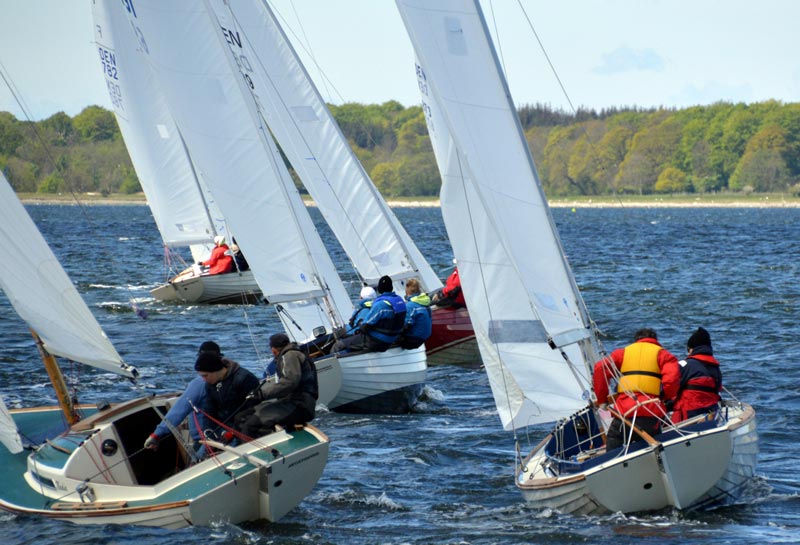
left=0, top=171, right=329, bottom=528
left=395, top=0, right=757, bottom=514
left=92, top=2, right=261, bottom=305
left=92, top=0, right=342, bottom=406
left=119, top=0, right=426, bottom=413
left=202, top=0, right=480, bottom=366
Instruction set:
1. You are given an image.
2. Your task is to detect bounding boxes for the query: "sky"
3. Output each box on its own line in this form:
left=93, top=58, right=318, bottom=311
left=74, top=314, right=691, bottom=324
left=0, top=0, right=798, bottom=121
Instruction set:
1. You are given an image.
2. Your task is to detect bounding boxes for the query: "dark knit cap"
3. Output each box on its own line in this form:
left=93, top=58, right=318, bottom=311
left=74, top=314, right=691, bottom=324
left=194, top=352, right=224, bottom=372
left=197, top=340, right=221, bottom=354
left=269, top=333, right=290, bottom=349
left=377, top=275, right=393, bottom=294
left=687, top=327, right=712, bottom=350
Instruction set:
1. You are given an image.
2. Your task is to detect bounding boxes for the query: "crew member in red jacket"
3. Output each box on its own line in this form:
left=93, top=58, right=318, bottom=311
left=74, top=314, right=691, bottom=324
left=432, top=266, right=466, bottom=308
left=593, top=327, right=680, bottom=450
left=672, top=327, right=722, bottom=423
left=199, top=235, right=234, bottom=275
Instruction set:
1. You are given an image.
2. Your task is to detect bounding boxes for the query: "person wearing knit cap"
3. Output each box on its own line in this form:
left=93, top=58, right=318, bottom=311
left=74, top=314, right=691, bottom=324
left=332, top=275, right=407, bottom=353
left=234, top=332, right=319, bottom=437
left=592, top=328, right=681, bottom=450
left=672, top=327, right=723, bottom=423
left=144, top=340, right=225, bottom=455
left=195, top=347, right=259, bottom=437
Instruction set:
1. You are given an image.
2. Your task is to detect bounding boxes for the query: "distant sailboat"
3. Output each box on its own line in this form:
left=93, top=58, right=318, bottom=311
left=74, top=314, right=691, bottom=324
left=396, top=0, right=758, bottom=514
left=92, top=2, right=262, bottom=305
left=0, top=169, right=329, bottom=528
left=201, top=0, right=480, bottom=366
left=120, top=0, right=427, bottom=413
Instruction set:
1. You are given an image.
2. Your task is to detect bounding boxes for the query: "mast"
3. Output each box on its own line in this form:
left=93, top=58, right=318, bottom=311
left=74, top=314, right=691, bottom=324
left=202, top=0, right=343, bottom=331
left=31, top=329, right=79, bottom=425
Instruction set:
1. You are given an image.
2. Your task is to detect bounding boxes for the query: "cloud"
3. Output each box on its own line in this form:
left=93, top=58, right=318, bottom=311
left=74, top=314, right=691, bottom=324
left=594, top=46, right=665, bottom=74
left=670, top=82, right=755, bottom=107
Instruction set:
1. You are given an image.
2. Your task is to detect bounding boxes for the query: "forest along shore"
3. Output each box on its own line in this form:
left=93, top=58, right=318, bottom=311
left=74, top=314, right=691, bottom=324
left=17, top=193, right=800, bottom=208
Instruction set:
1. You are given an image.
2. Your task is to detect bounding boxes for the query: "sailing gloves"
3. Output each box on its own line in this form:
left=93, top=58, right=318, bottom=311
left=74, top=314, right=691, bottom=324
left=144, top=433, right=161, bottom=450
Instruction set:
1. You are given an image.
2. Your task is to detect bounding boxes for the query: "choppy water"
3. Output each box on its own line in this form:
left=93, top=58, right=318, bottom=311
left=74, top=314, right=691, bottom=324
left=0, top=204, right=798, bottom=545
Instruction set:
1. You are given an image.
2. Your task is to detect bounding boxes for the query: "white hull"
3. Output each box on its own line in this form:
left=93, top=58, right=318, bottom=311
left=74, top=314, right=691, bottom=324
left=322, top=347, right=427, bottom=413
left=151, top=266, right=262, bottom=304
left=516, top=402, right=757, bottom=515
left=314, top=355, right=343, bottom=407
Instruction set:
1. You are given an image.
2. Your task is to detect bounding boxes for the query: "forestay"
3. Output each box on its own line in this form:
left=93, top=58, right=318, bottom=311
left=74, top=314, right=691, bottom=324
left=0, top=173, right=136, bottom=378
left=119, top=1, right=353, bottom=339
left=396, top=0, right=598, bottom=429
left=205, top=0, right=441, bottom=291
left=92, top=1, right=225, bottom=252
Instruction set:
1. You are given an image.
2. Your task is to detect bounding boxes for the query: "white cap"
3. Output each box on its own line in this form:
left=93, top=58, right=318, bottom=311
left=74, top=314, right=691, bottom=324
left=213, top=235, right=225, bottom=245
left=360, top=286, right=377, bottom=300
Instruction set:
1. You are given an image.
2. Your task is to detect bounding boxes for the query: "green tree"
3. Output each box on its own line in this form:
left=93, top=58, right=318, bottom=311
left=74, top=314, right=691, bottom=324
left=73, top=106, right=118, bottom=142
left=3, top=156, right=39, bottom=192
left=729, top=149, right=792, bottom=192
left=37, top=172, right=64, bottom=193
left=0, top=112, right=24, bottom=155
left=615, top=112, right=682, bottom=194
left=41, top=111, right=75, bottom=145
left=654, top=166, right=690, bottom=193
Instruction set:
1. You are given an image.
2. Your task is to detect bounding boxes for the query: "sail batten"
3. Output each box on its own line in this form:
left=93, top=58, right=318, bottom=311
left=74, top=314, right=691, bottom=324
left=396, top=0, right=597, bottom=428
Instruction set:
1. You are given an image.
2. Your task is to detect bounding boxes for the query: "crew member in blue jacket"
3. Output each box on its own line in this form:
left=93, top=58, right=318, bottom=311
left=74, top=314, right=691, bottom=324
left=398, top=278, right=432, bottom=349
left=334, top=276, right=406, bottom=353
left=347, top=285, right=377, bottom=334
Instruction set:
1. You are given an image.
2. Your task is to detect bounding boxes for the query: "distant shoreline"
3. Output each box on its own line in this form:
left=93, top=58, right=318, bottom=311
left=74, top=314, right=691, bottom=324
left=17, top=193, right=800, bottom=208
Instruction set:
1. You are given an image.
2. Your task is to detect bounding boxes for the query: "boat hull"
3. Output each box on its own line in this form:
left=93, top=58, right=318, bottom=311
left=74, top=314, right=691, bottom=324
left=0, top=399, right=329, bottom=528
left=150, top=266, right=262, bottom=304
left=516, top=402, right=757, bottom=515
left=426, top=306, right=481, bottom=367
left=321, top=346, right=427, bottom=414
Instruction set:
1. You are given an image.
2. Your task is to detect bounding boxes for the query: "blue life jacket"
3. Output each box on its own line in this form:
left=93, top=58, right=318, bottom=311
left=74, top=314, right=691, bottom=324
left=363, top=292, right=407, bottom=344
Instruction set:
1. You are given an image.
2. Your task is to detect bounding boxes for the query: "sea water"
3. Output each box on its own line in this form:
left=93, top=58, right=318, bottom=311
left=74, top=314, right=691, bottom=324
left=0, top=204, right=797, bottom=545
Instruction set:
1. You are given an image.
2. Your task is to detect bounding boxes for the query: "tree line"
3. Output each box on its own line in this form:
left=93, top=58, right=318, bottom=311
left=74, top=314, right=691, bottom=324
left=2, top=99, right=799, bottom=197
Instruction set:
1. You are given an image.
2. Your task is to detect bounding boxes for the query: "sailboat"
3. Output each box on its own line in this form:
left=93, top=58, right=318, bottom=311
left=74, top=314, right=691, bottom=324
left=199, top=0, right=480, bottom=367
left=395, top=0, right=758, bottom=514
left=117, top=0, right=426, bottom=413
left=91, top=0, right=344, bottom=406
left=0, top=171, right=329, bottom=527
left=92, top=1, right=261, bottom=305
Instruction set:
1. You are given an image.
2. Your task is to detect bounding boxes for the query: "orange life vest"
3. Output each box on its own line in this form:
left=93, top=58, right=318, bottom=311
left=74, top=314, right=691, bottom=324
left=618, top=341, right=662, bottom=396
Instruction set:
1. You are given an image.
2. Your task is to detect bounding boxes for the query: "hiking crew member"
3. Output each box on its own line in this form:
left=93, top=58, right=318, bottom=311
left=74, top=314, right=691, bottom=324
left=333, top=275, right=407, bottom=353
left=398, top=278, right=432, bottom=349
left=235, top=333, right=318, bottom=437
left=199, top=235, right=234, bottom=275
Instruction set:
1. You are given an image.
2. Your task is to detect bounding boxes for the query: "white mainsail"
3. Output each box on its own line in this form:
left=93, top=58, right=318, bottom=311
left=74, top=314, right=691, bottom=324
left=118, top=1, right=352, bottom=339
left=396, top=0, right=597, bottom=428
left=203, top=0, right=442, bottom=291
left=91, top=0, right=225, bottom=255
left=0, top=173, right=136, bottom=378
